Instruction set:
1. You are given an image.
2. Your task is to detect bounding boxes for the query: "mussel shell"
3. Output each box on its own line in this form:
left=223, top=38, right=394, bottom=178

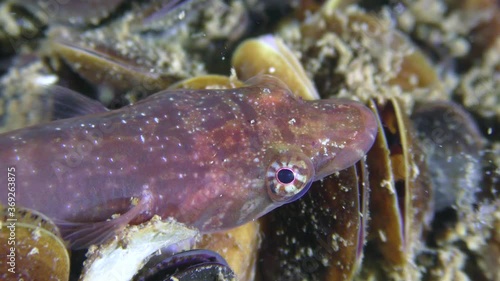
left=196, top=222, right=260, bottom=281
left=232, top=34, right=320, bottom=100
left=0, top=206, right=70, bottom=281
left=21, top=0, right=128, bottom=26
left=292, top=8, right=442, bottom=99
left=134, top=249, right=235, bottom=281
left=169, top=75, right=245, bottom=90
left=364, top=99, right=406, bottom=272
left=166, top=263, right=235, bottom=281
left=43, top=37, right=177, bottom=102
left=364, top=98, right=432, bottom=279
left=411, top=101, right=485, bottom=212
left=128, top=0, right=208, bottom=33
left=343, top=13, right=438, bottom=90
left=79, top=217, right=198, bottom=281
left=257, top=160, right=368, bottom=281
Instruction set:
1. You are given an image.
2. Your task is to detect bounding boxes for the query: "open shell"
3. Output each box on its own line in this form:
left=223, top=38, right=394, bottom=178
left=362, top=98, right=432, bottom=280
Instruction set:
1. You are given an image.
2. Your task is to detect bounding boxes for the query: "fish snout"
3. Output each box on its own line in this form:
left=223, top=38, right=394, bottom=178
left=311, top=99, right=378, bottom=180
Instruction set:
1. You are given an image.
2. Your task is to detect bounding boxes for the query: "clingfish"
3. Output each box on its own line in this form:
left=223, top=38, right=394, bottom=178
left=0, top=75, right=377, bottom=249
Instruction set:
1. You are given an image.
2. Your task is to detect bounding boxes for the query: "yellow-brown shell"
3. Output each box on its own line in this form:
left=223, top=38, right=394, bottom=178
left=232, top=35, right=320, bottom=100
left=0, top=206, right=70, bottom=281
left=363, top=98, right=432, bottom=280
left=257, top=160, right=368, bottom=281
left=196, top=222, right=260, bottom=281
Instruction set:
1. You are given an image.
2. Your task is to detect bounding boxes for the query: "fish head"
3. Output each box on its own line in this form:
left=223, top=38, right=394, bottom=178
left=206, top=75, right=377, bottom=228
left=244, top=75, right=378, bottom=181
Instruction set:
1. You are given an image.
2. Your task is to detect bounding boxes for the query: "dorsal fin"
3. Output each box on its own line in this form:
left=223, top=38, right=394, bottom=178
left=45, top=85, right=109, bottom=120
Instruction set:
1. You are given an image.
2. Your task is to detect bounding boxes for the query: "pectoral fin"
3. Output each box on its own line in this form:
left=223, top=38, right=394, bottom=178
left=56, top=194, right=153, bottom=249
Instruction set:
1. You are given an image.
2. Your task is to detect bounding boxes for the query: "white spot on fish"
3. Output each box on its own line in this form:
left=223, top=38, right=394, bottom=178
left=356, top=148, right=366, bottom=158
left=320, top=138, right=330, bottom=145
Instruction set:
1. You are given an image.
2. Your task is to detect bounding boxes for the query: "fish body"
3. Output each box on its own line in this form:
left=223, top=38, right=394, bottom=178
left=0, top=76, right=377, bottom=248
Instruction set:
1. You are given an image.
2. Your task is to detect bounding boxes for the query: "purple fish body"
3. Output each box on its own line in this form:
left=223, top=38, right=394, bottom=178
left=0, top=75, right=377, bottom=248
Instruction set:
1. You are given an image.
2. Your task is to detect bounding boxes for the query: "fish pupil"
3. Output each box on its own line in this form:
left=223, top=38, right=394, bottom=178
left=277, top=168, right=295, bottom=184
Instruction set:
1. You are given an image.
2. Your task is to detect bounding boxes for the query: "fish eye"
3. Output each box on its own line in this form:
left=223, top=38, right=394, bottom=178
left=277, top=168, right=295, bottom=184
left=266, top=151, right=315, bottom=203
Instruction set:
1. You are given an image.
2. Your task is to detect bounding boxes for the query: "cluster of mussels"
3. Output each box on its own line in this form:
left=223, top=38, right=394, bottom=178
left=0, top=0, right=498, bottom=281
